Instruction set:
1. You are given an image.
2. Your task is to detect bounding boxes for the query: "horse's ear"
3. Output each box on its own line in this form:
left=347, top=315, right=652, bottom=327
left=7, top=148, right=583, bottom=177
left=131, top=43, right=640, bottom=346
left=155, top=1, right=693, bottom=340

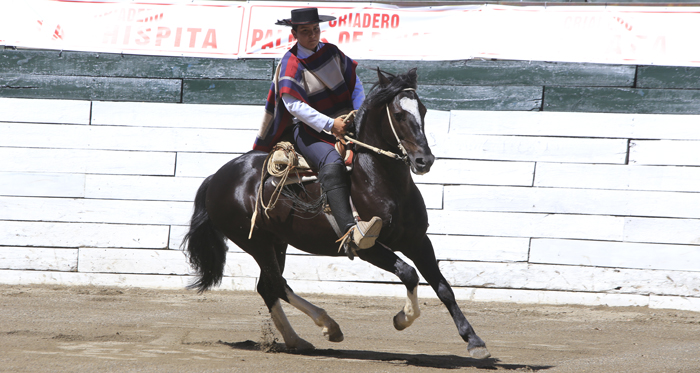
left=408, top=68, right=418, bottom=83
left=377, top=68, right=391, bottom=87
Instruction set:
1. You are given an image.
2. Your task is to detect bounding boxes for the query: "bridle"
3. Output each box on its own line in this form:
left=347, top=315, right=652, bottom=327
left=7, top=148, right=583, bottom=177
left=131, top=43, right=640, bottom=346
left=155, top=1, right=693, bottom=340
left=250, top=88, right=416, bottom=238
left=343, top=88, right=415, bottom=165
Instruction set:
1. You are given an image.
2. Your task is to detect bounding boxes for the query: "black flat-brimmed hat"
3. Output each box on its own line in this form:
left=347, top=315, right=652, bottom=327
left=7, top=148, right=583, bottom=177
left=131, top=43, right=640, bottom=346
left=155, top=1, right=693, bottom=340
left=275, top=8, right=335, bottom=26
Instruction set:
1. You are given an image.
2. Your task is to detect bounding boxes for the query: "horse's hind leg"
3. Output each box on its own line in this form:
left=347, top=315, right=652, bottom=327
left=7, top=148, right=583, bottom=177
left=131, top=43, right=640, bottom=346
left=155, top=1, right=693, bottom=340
left=268, top=299, right=313, bottom=351
left=283, top=286, right=344, bottom=342
left=356, top=246, right=422, bottom=330
left=241, top=239, right=314, bottom=351
left=272, top=243, right=343, bottom=343
left=403, top=235, right=491, bottom=359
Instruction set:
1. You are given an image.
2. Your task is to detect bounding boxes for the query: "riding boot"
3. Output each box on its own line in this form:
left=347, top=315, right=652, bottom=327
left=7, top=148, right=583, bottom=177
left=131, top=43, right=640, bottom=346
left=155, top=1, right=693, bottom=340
left=318, top=163, right=382, bottom=258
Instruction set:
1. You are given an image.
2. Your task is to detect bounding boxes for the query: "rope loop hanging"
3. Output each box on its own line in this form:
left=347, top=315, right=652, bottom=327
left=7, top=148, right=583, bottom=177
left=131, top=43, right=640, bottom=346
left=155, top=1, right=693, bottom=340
left=249, top=88, right=415, bottom=239
left=249, top=142, right=299, bottom=239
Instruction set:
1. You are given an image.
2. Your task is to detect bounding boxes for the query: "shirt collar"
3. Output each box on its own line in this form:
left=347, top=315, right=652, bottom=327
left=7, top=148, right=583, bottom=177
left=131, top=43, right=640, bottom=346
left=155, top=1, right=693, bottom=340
left=296, top=42, right=324, bottom=59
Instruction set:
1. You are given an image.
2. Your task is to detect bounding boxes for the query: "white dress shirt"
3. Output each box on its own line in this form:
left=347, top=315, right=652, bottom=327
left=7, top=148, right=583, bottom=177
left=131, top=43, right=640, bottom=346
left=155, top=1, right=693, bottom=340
left=281, top=42, right=365, bottom=132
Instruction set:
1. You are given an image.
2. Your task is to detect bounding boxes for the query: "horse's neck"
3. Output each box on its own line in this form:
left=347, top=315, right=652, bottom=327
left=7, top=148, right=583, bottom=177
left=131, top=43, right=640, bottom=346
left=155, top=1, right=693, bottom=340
left=353, top=107, right=412, bottom=188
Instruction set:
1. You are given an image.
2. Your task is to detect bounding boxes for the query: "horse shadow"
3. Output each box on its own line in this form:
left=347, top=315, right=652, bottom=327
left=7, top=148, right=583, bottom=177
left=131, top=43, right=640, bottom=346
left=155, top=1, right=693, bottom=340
left=220, top=340, right=554, bottom=371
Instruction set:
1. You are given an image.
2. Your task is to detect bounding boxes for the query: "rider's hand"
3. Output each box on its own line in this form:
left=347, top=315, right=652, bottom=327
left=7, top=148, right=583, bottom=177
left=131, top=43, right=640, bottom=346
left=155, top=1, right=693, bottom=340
left=331, top=116, right=347, bottom=140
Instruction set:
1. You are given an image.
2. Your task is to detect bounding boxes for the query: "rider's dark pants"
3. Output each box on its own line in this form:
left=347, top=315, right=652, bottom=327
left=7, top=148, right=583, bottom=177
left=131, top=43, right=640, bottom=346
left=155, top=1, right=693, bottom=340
left=294, top=124, right=355, bottom=233
left=293, top=123, right=343, bottom=170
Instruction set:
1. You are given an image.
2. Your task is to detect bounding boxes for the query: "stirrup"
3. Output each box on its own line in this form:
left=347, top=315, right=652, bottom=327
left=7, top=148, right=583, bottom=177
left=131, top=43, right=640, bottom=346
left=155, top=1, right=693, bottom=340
left=336, top=216, right=383, bottom=258
left=354, top=216, right=382, bottom=249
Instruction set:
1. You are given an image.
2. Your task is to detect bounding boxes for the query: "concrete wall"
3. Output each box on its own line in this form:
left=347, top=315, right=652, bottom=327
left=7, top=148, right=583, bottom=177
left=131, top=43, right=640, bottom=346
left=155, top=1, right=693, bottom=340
left=2, top=97, right=699, bottom=312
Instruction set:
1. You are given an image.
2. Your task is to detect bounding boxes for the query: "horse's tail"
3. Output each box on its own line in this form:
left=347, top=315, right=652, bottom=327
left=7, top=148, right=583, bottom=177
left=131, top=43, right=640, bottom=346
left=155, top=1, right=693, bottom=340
left=182, top=175, right=227, bottom=293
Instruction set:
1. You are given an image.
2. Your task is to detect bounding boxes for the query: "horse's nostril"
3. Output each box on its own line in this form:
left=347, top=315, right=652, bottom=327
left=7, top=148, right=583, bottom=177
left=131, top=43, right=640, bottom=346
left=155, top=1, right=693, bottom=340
left=416, top=158, right=425, bottom=166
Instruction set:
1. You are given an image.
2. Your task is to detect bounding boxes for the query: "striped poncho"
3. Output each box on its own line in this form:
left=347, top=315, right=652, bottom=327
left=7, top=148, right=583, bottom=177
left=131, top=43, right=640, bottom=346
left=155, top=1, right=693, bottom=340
left=253, top=42, right=358, bottom=152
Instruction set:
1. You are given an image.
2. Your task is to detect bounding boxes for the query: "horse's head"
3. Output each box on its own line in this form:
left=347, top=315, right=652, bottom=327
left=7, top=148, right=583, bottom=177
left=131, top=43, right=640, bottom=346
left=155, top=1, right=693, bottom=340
left=356, top=68, right=435, bottom=175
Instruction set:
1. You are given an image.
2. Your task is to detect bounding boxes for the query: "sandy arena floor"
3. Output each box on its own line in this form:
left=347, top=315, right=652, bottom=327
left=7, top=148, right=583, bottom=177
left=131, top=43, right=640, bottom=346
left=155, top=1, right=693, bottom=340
left=1, top=284, right=699, bottom=372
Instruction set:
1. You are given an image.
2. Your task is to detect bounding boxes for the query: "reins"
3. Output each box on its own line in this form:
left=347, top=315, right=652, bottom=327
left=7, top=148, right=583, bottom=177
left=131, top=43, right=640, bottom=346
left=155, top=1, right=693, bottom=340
left=343, top=87, right=415, bottom=165
left=249, top=87, right=415, bottom=238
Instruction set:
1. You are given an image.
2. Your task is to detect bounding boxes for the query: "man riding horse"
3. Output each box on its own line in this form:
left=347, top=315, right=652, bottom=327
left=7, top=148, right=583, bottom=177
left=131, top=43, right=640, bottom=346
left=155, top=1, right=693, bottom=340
left=185, top=10, right=490, bottom=356
left=253, top=8, right=382, bottom=254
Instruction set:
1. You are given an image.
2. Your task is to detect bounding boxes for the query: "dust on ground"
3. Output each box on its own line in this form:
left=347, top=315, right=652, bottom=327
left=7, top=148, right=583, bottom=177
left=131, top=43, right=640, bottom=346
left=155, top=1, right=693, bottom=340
left=1, top=285, right=699, bottom=372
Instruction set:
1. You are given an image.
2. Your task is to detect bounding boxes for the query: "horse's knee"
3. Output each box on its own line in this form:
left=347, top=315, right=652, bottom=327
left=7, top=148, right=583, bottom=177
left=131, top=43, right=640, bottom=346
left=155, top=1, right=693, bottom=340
left=395, top=259, right=419, bottom=289
left=436, top=281, right=456, bottom=303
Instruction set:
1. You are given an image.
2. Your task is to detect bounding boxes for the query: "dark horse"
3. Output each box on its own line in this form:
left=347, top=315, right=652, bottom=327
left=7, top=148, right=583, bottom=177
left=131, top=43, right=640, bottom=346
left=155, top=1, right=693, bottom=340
left=183, top=68, right=490, bottom=359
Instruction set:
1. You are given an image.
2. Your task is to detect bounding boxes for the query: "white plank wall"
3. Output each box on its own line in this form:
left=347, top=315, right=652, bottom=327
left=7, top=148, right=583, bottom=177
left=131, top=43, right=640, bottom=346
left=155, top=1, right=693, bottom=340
left=0, top=98, right=90, bottom=124
left=443, top=185, right=700, bottom=219
left=0, top=147, right=176, bottom=175
left=450, top=110, right=700, bottom=140
left=1, top=98, right=700, bottom=312
left=91, top=101, right=262, bottom=129
left=0, top=122, right=257, bottom=153
left=534, top=163, right=700, bottom=193
left=630, top=140, right=700, bottom=166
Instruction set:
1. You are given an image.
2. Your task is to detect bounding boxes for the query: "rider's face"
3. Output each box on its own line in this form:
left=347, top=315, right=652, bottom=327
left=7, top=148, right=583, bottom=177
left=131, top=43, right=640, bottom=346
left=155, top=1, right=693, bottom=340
left=292, top=23, right=321, bottom=51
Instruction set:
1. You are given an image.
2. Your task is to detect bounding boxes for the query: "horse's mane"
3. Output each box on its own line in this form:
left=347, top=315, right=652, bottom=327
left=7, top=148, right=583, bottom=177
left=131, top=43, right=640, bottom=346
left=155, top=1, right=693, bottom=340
left=354, top=68, right=418, bottom=135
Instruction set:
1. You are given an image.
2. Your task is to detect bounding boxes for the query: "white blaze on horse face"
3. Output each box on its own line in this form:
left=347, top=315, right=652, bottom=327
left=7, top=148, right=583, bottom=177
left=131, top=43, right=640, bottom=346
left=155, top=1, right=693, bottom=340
left=399, top=97, right=422, bottom=126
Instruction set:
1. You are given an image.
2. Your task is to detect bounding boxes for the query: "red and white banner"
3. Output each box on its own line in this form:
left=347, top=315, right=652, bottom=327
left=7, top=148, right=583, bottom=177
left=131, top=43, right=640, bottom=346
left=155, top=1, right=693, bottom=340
left=1, top=0, right=244, bottom=57
left=2, top=0, right=700, bottom=66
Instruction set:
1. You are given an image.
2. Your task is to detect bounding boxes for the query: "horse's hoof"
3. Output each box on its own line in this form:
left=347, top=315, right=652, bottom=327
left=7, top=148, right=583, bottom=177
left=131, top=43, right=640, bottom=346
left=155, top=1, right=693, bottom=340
left=290, top=338, right=315, bottom=352
left=393, top=311, right=408, bottom=331
left=320, top=315, right=344, bottom=342
left=468, top=346, right=491, bottom=360
left=322, top=326, right=344, bottom=342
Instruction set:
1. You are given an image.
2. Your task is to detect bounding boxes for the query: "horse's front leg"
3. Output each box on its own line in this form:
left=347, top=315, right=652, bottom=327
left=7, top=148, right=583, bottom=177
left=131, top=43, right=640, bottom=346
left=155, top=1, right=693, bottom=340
left=404, top=235, right=491, bottom=359
left=357, top=245, right=422, bottom=330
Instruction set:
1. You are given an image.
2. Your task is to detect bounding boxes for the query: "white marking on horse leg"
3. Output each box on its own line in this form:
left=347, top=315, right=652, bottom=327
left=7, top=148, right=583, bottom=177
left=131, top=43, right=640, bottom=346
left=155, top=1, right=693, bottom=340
left=393, top=286, right=421, bottom=331
left=285, top=288, right=344, bottom=342
left=269, top=300, right=314, bottom=350
left=399, top=97, right=422, bottom=126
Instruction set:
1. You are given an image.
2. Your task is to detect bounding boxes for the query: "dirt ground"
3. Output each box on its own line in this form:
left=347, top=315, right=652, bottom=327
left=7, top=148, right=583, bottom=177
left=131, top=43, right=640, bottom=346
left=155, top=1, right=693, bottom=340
left=1, top=285, right=699, bottom=373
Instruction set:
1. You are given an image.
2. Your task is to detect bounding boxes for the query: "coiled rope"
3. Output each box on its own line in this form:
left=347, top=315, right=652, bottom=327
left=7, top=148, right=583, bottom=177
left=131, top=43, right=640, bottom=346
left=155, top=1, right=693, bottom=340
left=248, top=101, right=410, bottom=239
left=249, top=141, right=299, bottom=239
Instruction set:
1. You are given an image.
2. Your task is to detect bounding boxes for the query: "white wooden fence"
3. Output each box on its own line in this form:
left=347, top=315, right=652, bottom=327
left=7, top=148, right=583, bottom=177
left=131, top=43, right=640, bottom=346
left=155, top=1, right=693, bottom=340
left=1, top=97, right=699, bottom=312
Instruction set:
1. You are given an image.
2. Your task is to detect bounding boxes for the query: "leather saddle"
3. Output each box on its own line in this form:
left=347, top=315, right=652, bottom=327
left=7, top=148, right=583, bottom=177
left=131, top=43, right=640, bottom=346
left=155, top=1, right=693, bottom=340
left=269, top=142, right=354, bottom=186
